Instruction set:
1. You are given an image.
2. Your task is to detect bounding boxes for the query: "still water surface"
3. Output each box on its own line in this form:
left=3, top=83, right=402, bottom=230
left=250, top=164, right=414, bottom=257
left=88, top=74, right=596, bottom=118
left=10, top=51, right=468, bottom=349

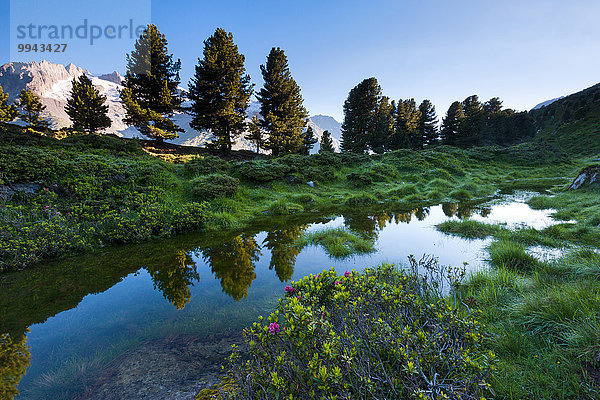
left=0, top=195, right=559, bottom=399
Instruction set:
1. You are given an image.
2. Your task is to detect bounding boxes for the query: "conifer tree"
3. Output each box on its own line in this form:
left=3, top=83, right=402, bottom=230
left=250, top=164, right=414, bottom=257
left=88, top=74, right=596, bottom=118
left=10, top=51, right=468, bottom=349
left=341, top=77, right=382, bottom=153
left=458, top=95, right=485, bottom=146
left=483, top=97, right=503, bottom=116
left=319, top=130, right=334, bottom=153
left=16, top=89, right=48, bottom=129
left=417, top=99, right=438, bottom=148
left=188, top=28, right=253, bottom=152
left=301, top=126, right=318, bottom=155
left=391, top=98, right=420, bottom=150
left=121, top=24, right=183, bottom=142
left=65, top=74, right=112, bottom=133
left=245, top=116, right=264, bottom=154
left=0, top=84, right=18, bottom=122
left=371, top=96, right=394, bottom=153
left=257, top=48, right=308, bottom=156
left=440, top=101, right=465, bottom=145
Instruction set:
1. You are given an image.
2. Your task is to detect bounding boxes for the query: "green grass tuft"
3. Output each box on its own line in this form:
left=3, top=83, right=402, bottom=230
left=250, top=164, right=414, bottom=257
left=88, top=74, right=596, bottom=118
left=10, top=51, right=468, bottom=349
left=296, top=227, right=375, bottom=258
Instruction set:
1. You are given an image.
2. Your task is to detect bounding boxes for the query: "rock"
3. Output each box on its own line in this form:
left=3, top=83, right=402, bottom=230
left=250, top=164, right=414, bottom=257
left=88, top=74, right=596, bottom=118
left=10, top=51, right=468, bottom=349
left=307, top=181, right=315, bottom=188
left=0, top=182, right=42, bottom=200
left=568, top=165, right=600, bottom=190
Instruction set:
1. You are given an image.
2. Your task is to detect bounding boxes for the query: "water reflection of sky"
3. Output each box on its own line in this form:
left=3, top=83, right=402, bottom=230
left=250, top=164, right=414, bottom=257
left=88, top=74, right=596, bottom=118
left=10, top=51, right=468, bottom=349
left=12, top=199, right=560, bottom=400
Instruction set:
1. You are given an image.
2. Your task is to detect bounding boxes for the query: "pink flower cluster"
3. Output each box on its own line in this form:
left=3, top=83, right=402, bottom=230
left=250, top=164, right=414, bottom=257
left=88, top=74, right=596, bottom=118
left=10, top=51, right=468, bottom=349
left=284, top=285, right=296, bottom=294
left=268, top=322, right=280, bottom=335
left=344, top=270, right=351, bottom=278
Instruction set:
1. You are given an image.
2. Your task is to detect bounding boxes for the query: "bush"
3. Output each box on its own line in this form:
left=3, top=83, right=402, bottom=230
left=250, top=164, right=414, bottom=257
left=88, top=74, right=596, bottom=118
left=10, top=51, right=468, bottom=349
left=217, top=261, right=494, bottom=400
left=236, top=160, right=290, bottom=182
left=184, top=155, right=230, bottom=176
left=190, top=174, right=239, bottom=199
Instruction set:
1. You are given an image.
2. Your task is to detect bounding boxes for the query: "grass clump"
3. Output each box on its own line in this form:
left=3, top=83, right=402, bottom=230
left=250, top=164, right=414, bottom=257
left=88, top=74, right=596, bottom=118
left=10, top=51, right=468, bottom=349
left=437, top=220, right=500, bottom=239
left=344, top=192, right=378, bottom=206
left=489, top=240, right=538, bottom=271
left=268, top=200, right=304, bottom=215
left=449, top=188, right=473, bottom=201
left=210, top=262, right=493, bottom=400
left=296, top=227, right=375, bottom=258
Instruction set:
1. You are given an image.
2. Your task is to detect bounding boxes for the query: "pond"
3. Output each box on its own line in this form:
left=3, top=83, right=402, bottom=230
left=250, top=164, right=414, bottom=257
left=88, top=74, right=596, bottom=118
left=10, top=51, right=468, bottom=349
left=0, top=194, right=560, bottom=400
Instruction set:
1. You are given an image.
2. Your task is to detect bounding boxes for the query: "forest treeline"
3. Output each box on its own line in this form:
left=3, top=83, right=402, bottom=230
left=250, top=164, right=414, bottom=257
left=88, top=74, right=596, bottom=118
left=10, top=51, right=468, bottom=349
left=3, top=24, right=593, bottom=157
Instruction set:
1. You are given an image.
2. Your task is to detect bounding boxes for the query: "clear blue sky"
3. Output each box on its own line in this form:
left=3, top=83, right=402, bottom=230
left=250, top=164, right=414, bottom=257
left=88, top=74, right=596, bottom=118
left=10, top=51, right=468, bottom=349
left=2, top=0, right=600, bottom=120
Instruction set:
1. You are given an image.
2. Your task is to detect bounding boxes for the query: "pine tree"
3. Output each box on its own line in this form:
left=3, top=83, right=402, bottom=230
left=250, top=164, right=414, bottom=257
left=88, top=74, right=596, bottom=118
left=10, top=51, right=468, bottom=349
left=319, top=130, right=334, bottom=153
left=121, top=24, right=183, bottom=142
left=188, top=28, right=253, bottom=153
left=417, top=99, right=438, bottom=148
left=341, top=77, right=382, bottom=153
left=391, top=98, right=420, bottom=150
left=257, top=48, right=308, bottom=156
left=16, top=89, right=48, bottom=129
left=0, top=84, right=19, bottom=122
left=245, top=116, right=264, bottom=154
left=483, top=97, right=503, bottom=116
left=371, top=96, right=394, bottom=154
left=440, top=101, right=464, bottom=145
left=458, top=95, right=485, bottom=147
left=65, top=74, right=112, bottom=133
left=301, top=126, right=318, bottom=155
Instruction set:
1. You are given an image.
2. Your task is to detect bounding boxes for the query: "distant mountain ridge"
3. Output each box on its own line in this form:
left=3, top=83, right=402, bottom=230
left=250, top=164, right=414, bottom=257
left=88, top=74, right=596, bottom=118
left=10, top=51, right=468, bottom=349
left=529, top=82, right=600, bottom=156
left=0, top=60, right=341, bottom=153
left=532, top=96, right=565, bottom=110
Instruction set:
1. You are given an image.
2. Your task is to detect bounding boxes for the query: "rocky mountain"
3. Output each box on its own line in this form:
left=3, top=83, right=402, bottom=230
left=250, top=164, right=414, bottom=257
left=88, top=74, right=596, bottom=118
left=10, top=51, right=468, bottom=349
left=308, top=114, right=342, bottom=141
left=0, top=60, right=340, bottom=153
left=0, top=61, right=132, bottom=134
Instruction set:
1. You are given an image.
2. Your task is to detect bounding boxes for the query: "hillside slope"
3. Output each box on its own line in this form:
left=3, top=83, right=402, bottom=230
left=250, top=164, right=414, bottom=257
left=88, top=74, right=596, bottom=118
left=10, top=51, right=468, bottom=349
left=530, top=83, right=600, bottom=156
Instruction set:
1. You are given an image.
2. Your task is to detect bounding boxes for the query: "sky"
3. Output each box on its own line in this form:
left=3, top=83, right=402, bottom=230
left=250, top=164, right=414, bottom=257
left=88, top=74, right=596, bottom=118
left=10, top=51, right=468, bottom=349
left=1, top=0, right=600, bottom=121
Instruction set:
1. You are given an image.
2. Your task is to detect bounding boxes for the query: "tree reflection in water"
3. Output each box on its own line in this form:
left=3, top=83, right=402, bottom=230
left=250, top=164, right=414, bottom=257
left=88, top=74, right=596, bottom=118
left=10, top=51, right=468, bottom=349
left=201, top=235, right=261, bottom=301
left=146, top=250, right=200, bottom=310
left=0, top=332, right=30, bottom=399
left=263, top=225, right=308, bottom=282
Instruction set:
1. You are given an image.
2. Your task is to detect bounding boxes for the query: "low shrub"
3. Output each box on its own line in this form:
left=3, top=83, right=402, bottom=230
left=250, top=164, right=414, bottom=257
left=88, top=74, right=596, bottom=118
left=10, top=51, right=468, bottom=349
left=217, top=261, right=494, bottom=400
left=184, top=156, right=230, bottom=176
left=236, top=160, right=290, bottom=182
left=190, top=174, right=239, bottom=199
